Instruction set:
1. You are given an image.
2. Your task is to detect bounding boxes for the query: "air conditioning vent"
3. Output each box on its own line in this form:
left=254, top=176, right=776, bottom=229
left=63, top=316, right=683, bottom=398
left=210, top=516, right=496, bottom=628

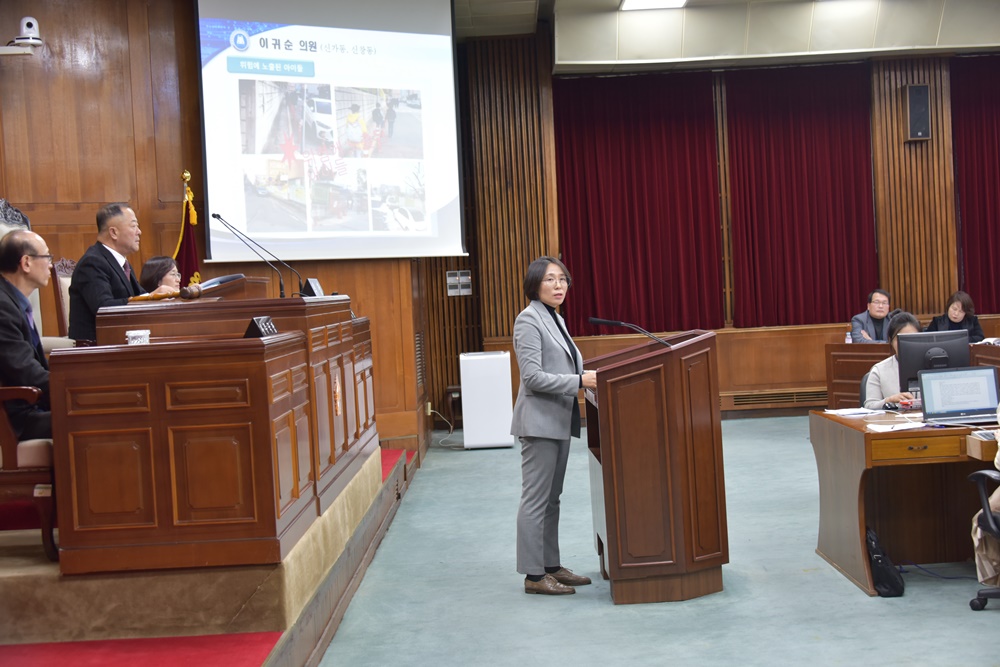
left=415, top=332, right=426, bottom=389
left=724, top=390, right=827, bottom=408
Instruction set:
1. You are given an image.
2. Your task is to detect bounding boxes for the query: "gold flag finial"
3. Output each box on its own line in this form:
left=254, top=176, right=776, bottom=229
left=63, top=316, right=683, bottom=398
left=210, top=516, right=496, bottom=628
left=182, top=169, right=191, bottom=183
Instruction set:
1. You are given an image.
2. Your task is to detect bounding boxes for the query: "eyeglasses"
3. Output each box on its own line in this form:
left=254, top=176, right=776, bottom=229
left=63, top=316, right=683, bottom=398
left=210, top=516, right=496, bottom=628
left=167, top=270, right=182, bottom=278
left=542, top=277, right=569, bottom=286
left=871, top=300, right=889, bottom=307
left=26, top=254, right=53, bottom=263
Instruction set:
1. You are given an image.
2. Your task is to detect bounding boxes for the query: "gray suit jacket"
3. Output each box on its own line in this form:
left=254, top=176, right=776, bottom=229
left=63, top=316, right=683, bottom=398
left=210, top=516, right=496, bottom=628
left=510, top=300, right=584, bottom=440
left=851, top=310, right=888, bottom=344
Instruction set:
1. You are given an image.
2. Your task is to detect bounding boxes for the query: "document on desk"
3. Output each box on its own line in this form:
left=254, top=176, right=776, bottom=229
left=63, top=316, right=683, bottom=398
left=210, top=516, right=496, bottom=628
left=825, top=408, right=885, bottom=417
left=866, top=422, right=926, bottom=433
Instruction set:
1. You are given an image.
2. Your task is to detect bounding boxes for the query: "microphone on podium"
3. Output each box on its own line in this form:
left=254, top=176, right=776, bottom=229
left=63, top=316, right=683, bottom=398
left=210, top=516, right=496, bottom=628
left=588, top=317, right=673, bottom=348
left=211, top=213, right=305, bottom=297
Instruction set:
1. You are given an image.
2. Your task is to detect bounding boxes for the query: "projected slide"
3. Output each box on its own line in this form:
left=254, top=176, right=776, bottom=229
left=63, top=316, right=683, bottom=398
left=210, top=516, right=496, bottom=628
left=197, top=2, right=463, bottom=262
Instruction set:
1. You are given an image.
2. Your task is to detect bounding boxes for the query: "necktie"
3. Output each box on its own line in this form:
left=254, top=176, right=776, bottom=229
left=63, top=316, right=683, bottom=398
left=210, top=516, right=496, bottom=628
left=124, top=261, right=132, bottom=280
left=25, top=304, right=41, bottom=350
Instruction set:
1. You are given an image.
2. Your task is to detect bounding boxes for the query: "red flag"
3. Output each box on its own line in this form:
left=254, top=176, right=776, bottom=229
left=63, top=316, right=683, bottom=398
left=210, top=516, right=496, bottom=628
left=173, top=170, right=202, bottom=286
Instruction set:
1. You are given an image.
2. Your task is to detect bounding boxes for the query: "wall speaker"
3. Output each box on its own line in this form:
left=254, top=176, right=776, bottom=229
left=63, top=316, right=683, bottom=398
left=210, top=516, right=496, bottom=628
left=906, top=84, right=931, bottom=141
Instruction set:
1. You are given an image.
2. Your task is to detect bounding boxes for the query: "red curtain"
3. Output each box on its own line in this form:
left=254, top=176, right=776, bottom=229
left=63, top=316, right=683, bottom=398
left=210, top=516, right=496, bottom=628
left=726, top=64, right=877, bottom=327
left=951, top=54, right=1000, bottom=313
left=553, top=72, right=723, bottom=335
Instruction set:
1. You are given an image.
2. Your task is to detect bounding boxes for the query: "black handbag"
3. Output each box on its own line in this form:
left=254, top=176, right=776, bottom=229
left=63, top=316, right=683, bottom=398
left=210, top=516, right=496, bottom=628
left=866, top=527, right=905, bottom=597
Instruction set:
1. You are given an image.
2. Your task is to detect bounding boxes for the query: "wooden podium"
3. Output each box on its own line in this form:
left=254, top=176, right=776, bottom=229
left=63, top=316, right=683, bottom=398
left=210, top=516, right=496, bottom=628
left=585, top=331, right=728, bottom=604
left=50, top=288, right=378, bottom=574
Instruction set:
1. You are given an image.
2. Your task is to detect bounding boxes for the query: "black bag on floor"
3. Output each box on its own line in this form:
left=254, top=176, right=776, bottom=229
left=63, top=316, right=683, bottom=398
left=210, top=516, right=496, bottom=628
left=866, top=527, right=904, bottom=597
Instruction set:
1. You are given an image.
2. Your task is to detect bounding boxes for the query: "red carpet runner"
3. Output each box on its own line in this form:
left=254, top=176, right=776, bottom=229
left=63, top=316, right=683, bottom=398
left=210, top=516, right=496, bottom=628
left=1, top=451, right=416, bottom=662
left=0, top=632, right=281, bottom=667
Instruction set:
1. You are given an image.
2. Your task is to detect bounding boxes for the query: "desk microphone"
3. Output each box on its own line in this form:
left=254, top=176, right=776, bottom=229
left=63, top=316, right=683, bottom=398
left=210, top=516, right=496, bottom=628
left=588, top=316, right=673, bottom=348
left=211, top=213, right=304, bottom=296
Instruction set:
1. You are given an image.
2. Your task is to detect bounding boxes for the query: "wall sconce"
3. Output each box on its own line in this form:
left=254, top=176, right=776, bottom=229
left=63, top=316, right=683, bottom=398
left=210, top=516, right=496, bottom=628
left=0, top=16, right=42, bottom=56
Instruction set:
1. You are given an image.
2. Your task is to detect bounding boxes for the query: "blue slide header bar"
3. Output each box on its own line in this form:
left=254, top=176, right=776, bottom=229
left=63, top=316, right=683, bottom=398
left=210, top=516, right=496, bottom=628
left=226, top=57, right=315, bottom=77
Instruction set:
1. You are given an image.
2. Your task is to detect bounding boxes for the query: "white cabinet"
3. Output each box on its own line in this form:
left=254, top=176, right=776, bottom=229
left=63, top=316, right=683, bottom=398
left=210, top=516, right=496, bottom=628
left=459, top=352, right=514, bottom=449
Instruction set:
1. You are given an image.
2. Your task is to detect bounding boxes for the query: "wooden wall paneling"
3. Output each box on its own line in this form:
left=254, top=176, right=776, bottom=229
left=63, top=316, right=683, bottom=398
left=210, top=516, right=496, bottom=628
left=419, top=41, right=486, bottom=420
left=143, top=0, right=203, bottom=270
left=126, top=0, right=159, bottom=228
left=147, top=0, right=202, bottom=205
left=713, top=73, right=734, bottom=327
left=537, top=27, right=560, bottom=259
left=409, top=259, right=428, bottom=453
left=0, top=0, right=135, bottom=206
left=465, top=33, right=559, bottom=341
left=0, top=0, right=139, bottom=334
left=423, top=255, right=482, bottom=421
left=870, top=59, right=957, bottom=314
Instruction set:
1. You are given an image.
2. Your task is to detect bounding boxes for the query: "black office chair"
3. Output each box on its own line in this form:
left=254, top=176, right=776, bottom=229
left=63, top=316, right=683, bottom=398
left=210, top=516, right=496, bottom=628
left=969, top=469, right=1000, bottom=611
left=860, top=371, right=870, bottom=406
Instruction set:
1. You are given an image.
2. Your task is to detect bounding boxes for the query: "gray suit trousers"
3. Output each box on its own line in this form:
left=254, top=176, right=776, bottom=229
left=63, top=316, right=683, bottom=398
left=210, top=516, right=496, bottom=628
left=516, top=435, right=571, bottom=575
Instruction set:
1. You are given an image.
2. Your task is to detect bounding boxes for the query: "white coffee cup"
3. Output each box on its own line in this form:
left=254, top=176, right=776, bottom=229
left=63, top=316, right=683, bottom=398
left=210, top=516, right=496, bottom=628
left=126, top=329, right=151, bottom=345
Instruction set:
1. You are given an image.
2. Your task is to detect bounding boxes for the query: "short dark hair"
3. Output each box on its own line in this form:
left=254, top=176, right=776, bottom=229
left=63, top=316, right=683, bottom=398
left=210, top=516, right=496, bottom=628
left=96, top=202, right=130, bottom=233
left=0, top=229, right=38, bottom=273
left=868, top=289, right=891, bottom=304
left=887, top=311, right=921, bottom=344
left=139, top=256, right=178, bottom=293
left=947, top=290, right=975, bottom=316
left=523, top=256, right=572, bottom=301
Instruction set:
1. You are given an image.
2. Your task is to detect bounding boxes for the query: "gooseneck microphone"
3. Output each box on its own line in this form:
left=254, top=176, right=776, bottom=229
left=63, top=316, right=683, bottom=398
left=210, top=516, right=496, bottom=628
left=212, top=213, right=286, bottom=298
left=588, top=317, right=673, bottom=348
left=211, top=213, right=305, bottom=296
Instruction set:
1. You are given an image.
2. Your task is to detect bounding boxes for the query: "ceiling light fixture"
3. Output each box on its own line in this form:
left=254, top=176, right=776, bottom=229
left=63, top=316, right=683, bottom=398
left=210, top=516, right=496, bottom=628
left=620, top=0, right=687, bottom=10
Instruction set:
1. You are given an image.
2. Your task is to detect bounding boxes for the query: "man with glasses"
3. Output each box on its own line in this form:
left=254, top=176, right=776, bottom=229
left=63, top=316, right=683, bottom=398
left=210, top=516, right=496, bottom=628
left=0, top=229, right=53, bottom=439
left=851, top=289, right=893, bottom=343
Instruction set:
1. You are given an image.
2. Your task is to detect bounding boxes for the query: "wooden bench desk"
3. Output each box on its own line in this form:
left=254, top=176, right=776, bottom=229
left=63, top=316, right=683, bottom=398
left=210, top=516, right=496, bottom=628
left=808, top=411, right=994, bottom=595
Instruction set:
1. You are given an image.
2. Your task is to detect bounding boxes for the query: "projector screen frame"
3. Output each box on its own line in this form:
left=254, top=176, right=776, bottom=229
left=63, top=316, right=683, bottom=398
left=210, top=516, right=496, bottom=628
left=193, top=0, right=467, bottom=263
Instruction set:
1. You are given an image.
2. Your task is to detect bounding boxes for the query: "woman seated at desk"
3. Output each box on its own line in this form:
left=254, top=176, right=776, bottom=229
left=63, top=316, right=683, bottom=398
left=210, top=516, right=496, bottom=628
left=863, top=311, right=921, bottom=410
left=925, top=290, right=985, bottom=343
left=973, top=446, right=1000, bottom=587
left=139, top=256, right=181, bottom=294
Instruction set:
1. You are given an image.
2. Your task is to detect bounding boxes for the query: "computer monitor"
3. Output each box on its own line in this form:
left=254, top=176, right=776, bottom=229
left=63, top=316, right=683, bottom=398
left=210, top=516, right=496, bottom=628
left=896, top=330, right=970, bottom=395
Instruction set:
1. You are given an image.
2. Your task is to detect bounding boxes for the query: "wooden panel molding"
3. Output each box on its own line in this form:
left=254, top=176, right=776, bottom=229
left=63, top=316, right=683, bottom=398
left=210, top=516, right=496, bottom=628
left=464, top=31, right=559, bottom=340
left=169, top=424, right=256, bottom=524
left=871, top=58, right=957, bottom=314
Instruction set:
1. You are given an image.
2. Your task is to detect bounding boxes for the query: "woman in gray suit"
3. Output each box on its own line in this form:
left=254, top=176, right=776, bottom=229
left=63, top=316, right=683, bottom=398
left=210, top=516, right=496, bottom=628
left=511, top=256, right=597, bottom=595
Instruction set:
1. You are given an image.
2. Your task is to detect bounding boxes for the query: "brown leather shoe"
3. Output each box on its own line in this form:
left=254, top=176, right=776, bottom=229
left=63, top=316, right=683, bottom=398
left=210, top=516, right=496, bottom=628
left=549, top=567, right=592, bottom=586
left=524, top=574, right=575, bottom=595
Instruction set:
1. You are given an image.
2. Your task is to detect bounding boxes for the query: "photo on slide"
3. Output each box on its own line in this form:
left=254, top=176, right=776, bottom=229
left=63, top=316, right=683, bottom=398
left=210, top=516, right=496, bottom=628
left=334, top=87, right=423, bottom=160
left=308, top=155, right=371, bottom=232
left=243, top=154, right=308, bottom=233
left=303, top=84, right=335, bottom=153
left=239, top=80, right=305, bottom=155
left=198, top=8, right=464, bottom=260
left=369, top=160, right=426, bottom=233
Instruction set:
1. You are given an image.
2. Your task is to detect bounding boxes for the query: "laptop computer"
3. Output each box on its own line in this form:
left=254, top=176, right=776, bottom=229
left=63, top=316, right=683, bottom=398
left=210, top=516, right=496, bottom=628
left=918, top=366, right=1000, bottom=426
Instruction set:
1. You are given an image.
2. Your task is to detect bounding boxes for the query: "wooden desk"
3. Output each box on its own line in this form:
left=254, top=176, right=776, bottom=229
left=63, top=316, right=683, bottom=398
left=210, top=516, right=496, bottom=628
left=826, top=342, right=1000, bottom=409
left=50, top=295, right=379, bottom=575
left=808, top=411, right=988, bottom=595
left=51, top=333, right=322, bottom=574
left=95, top=295, right=375, bottom=514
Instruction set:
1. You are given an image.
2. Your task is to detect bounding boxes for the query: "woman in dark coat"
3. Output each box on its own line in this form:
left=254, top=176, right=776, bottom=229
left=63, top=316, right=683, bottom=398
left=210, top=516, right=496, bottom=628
left=924, top=291, right=985, bottom=343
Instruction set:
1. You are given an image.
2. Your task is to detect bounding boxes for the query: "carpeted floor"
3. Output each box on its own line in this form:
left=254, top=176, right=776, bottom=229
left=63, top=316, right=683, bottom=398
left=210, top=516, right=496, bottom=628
left=320, top=417, right=998, bottom=666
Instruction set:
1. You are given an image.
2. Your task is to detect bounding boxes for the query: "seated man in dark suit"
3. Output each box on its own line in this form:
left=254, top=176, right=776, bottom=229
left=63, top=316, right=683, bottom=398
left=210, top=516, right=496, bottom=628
left=851, top=289, right=892, bottom=343
left=0, top=229, right=53, bottom=439
left=68, top=203, right=173, bottom=342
